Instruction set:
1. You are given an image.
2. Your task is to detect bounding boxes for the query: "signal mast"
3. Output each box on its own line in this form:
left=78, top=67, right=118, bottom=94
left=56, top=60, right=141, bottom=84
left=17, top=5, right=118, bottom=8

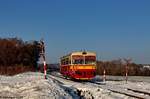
left=39, top=39, right=47, bottom=79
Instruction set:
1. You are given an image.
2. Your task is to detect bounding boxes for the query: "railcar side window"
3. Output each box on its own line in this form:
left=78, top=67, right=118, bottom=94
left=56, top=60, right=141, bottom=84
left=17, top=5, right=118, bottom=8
left=61, top=59, right=65, bottom=65
left=61, top=58, right=70, bottom=65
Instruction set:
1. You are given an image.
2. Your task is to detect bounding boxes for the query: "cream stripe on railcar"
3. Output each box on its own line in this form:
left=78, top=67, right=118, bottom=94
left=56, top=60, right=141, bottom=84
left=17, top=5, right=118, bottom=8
left=70, top=65, right=96, bottom=69
left=71, top=51, right=96, bottom=56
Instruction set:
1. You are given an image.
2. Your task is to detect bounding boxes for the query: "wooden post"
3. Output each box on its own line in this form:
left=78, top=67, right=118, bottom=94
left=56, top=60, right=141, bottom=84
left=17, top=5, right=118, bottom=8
left=124, top=58, right=132, bottom=84
left=125, top=63, right=128, bottom=84
left=103, top=69, right=106, bottom=83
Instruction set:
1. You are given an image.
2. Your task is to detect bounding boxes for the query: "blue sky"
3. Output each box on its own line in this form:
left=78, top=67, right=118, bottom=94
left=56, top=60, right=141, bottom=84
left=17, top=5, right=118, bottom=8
left=0, top=0, right=150, bottom=64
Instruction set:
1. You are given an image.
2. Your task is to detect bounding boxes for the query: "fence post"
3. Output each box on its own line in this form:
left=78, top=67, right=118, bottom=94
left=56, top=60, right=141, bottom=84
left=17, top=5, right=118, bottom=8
left=103, top=69, right=106, bottom=83
left=124, top=58, right=132, bottom=84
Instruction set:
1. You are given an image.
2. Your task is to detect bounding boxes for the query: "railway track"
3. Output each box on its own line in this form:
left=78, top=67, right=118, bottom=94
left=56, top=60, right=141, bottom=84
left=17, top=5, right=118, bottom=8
left=89, top=81, right=150, bottom=99
left=48, top=72, right=150, bottom=99
left=107, top=86, right=150, bottom=99
left=127, top=88, right=150, bottom=96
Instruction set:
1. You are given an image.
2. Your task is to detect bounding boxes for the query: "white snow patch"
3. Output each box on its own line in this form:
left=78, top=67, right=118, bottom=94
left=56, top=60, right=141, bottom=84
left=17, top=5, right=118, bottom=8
left=2, top=72, right=149, bottom=99
left=0, top=72, right=79, bottom=99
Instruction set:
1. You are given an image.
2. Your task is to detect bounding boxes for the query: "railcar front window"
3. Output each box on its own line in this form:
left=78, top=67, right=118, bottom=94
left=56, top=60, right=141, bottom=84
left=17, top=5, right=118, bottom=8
left=85, top=56, right=96, bottom=65
left=73, top=59, right=84, bottom=64
left=72, top=55, right=84, bottom=64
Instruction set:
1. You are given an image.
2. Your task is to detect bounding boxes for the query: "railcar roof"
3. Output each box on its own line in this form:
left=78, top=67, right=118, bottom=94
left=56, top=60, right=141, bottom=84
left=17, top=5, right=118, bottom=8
left=60, top=51, right=96, bottom=59
left=71, top=51, right=96, bottom=56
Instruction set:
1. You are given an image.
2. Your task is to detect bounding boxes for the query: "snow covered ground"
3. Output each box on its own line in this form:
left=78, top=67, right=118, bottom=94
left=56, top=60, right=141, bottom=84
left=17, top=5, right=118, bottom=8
left=50, top=72, right=150, bottom=99
left=0, top=72, right=150, bottom=99
left=0, top=72, right=79, bottom=99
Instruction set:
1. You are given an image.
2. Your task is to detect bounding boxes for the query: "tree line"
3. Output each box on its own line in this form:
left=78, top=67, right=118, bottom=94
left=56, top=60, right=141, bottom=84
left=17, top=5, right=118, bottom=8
left=96, top=59, right=150, bottom=76
left=0, top=37, right=149, bottom=76
left=0, top=38, right=41, bottom=75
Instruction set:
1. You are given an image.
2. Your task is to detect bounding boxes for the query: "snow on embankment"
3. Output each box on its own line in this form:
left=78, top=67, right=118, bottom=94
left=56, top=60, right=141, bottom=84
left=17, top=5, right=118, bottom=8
left=49, top=72, right=131, bottom=99
left=0, top=72, right=78, bottom=99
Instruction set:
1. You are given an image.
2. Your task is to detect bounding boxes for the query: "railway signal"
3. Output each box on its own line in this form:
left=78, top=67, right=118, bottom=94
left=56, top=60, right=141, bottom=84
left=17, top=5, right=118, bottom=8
left=39, top=39, right=47, bottom=79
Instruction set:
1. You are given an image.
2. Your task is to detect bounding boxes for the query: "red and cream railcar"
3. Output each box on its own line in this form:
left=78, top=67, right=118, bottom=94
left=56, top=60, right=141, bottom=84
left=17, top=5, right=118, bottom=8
left=60, top=51, right=96, bottom=80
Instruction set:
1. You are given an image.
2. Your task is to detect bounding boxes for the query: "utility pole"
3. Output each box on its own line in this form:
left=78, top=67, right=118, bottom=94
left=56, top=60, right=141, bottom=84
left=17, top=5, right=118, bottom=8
left=124, top=58, right=132, bottom=84
left=40, top=39, right=47, bottom=79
